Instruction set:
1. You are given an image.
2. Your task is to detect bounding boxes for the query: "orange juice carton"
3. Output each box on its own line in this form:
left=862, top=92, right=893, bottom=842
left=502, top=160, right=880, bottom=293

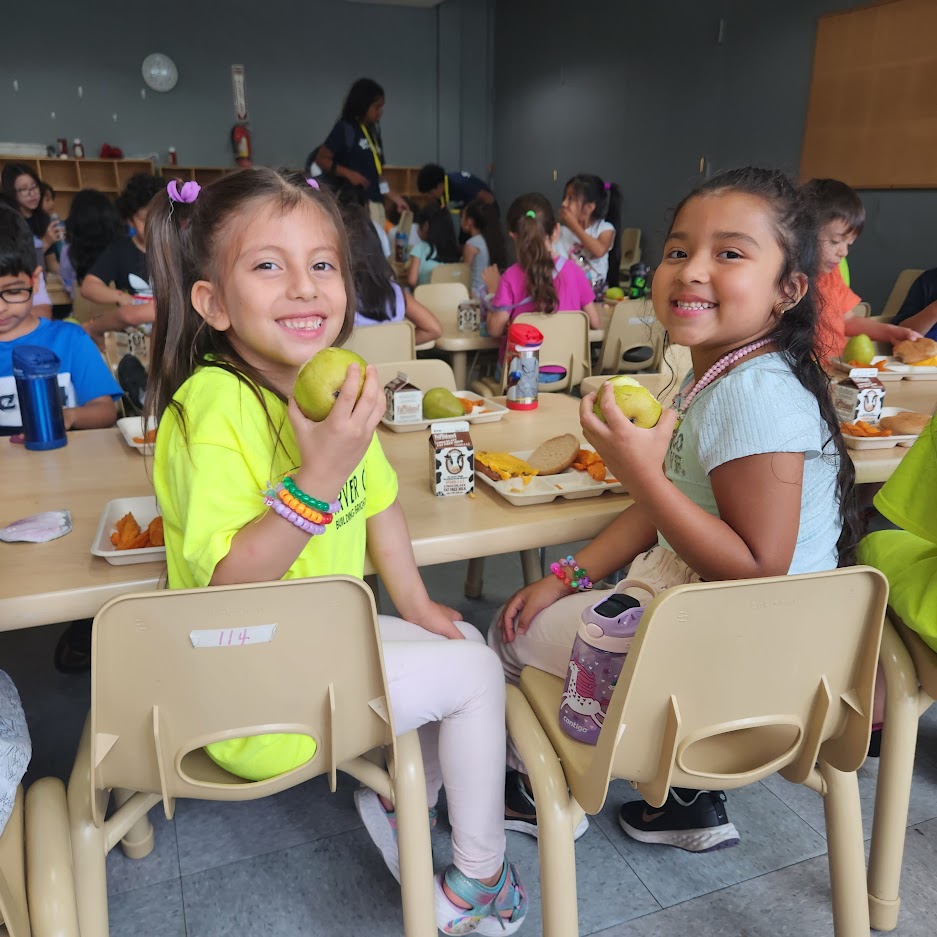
left=384, top=372, right=423, bottom=423
left=429, top=421, right=474, bottom=497
left=833, top=369, right=885, bottom=425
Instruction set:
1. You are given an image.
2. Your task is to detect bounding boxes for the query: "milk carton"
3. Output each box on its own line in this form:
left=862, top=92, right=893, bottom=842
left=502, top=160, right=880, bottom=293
left=429, top=421, right=474, bottom=497
left=833, top=369, right=885, bottom=425
left=384, top=372, right=423, bottom=423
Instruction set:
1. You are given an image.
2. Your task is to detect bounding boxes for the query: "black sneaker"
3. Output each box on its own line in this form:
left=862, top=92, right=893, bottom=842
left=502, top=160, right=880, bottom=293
left=618, top=789, right=740, bottom=853
left=503, top=769, right=589, bottom=840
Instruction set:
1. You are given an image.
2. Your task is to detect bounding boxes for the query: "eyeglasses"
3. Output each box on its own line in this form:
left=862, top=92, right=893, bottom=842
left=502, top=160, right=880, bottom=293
left=0, top=287, right=33, bottom=304
left=14, top=185, right=39, bottom=197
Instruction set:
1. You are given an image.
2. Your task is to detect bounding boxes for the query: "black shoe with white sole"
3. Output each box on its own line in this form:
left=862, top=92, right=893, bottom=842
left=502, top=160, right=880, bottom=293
left=618, top=789, right=740, bottom=853
left=503, top=770, right=589, bottom=841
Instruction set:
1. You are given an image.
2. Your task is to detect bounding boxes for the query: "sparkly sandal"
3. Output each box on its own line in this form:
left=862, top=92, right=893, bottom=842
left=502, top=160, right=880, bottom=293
left=434, top=860, right=528, bottom=936
left=355, top=788, right=437, bottom=883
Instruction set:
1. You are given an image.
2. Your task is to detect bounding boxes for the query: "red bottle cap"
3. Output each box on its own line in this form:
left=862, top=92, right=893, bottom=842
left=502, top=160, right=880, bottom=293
left=507, top=323, right=543, bottom=348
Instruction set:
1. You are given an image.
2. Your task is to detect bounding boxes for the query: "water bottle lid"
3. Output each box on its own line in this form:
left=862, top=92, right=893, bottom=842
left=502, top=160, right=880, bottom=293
left=12, top=345, right=61, bottom=379
left=507, top=323, right=543, bottom=349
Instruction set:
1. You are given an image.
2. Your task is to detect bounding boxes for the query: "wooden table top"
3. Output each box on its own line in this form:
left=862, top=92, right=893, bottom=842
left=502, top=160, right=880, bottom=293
left=0, top=394, right=630, bottom=630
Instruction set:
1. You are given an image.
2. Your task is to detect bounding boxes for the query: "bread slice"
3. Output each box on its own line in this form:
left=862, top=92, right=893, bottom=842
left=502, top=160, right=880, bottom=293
left=879, top=412, right=930, bottom=436
left=894, top=337, right=937, bottom=364
left=475, top=452, right=538, bottom=482
left=526, top=434, right=581, bottom=476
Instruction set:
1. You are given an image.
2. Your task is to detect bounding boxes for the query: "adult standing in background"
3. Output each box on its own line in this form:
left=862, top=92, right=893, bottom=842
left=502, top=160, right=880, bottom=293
left=315, top=78, right=407, bottom=213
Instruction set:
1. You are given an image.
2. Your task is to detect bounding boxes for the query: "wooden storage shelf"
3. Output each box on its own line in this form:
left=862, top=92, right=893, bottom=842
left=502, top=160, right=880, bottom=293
left=0, top=156, right=155, bottom=215
left=383, top=165, right=427, bottom=203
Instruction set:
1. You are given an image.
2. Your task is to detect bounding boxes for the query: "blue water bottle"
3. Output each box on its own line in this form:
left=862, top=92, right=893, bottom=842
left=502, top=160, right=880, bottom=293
left=12, top=346, right=67, bottom=451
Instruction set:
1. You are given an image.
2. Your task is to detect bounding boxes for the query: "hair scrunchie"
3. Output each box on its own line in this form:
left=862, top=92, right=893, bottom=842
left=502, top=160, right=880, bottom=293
left=167, top=180, right=201, bottom=204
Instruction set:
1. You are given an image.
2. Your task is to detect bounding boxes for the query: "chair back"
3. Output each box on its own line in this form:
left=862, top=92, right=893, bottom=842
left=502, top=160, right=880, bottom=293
left=618, top=228, right=642, bottom=272
left=0, top=788, right=28, bottom=937
left=506, top=312, right=591, bottom=394
left=375, top=359, right=457, bottom=392
left=849, top=301, right=872, bottom=319
left=345, top=320, right=416, bottom=363
left=892, top=614, right=937, bottom=700
left=430, top=263, right=472, bottom=291
left=596, top=299, right=663, bottom=374
left=88, top=577, right=396, bottom=823
left=71, top=292, right=116, bottom=326
left=880, top=269, right=924, bottom=321
left=565, top=568, right=887, bottom=813
left=413, top=283, right=469, bottom=332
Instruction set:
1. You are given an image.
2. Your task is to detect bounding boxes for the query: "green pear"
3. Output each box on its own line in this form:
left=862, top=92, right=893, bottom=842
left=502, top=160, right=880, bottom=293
left=843, top=334, right=875, bottom=366
left=423, top=387, right=464, bottom=420
left=294, top=347, right=367, bottom=421
left=605, top=287, right=625, bottom=302
left=593, top=376, right=662, bottom=428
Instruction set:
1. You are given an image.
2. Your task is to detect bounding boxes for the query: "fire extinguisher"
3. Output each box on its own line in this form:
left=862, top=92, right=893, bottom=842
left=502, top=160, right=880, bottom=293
left=231, top=123, right=252, bottom=168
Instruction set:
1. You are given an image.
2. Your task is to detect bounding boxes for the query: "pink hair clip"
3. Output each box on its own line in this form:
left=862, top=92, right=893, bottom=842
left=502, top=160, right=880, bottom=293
left=306, top=178, right=320, bottom=190
left=167, top=180, right=201, bottom=204
left=603, top=181, right=611, bottom=191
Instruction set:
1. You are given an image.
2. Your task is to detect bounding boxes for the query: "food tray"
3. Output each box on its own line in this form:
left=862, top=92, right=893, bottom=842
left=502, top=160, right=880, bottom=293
left=381, top=392, right=508, bottom=434
left=831, top=357, right=904, bottom=382
left=90, top=496, right=166, bottom=565
left=117, top=416, right=158, bottom=453
left=475, top=446, right=625, bottom=506
left=841, top=407, right=922, bottom=450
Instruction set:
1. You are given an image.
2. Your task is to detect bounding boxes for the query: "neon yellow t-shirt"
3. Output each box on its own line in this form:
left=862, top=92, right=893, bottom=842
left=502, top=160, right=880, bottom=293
left=153, top=365, right=398, bottom=778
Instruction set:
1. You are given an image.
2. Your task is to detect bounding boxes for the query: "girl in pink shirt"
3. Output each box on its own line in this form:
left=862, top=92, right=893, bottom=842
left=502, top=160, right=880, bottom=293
left=485, top=193, right=599, bottom=362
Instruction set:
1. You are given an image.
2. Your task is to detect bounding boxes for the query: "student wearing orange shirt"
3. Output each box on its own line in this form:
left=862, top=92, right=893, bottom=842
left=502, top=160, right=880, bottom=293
left=803, top=179, right=920, bottom=360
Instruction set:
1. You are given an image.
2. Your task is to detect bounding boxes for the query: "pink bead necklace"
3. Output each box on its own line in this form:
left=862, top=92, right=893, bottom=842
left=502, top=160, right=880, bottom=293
left=675, top=337, right=774, bottom=417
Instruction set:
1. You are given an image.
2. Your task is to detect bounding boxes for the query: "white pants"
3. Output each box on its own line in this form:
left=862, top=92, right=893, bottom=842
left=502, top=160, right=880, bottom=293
left=380, top=615, right=506, bottom=879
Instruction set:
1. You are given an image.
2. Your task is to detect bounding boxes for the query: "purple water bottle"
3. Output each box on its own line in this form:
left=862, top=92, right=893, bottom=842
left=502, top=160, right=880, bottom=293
left=12, top=346, right=67, bottom=451
left=559, top=582, right=653, bottom=743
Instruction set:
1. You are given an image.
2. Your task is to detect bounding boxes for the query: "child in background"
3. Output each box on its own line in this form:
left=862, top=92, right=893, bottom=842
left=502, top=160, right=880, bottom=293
left=342, top=202, right=442, bottom=345
left=60, top=189, right=124, bottom=300
left=406, top=202, right=461, bottom=288
left=484, top=193, right=600, bottom=362
left=556, top=174, right=623, bottom=297
left=418, top=163, right=495, bottom=211
left=803, top=179, right=921, bottom=360
left=490, top=168, right=857, bottom=851
left=462, top=198, right=507, bottom=299
left=0, top=205, right=120, bottom=436
left=891, top=267, right=937, bottom=341
left=145, top=169, right=527, bottom=935
left=0, top=163, right=62, bottom=261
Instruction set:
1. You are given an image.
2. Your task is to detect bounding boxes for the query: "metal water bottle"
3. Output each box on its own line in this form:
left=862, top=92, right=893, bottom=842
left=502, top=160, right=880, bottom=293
left=504, top=323, right=543, bottom=411
left=12, top=346, right=67, bottom=450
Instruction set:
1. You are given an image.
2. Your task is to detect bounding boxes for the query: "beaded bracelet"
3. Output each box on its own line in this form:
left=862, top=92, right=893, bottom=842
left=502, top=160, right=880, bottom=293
left=282, top=475, right=339, bottom=514
left=550, top=555, right=593, bottom=592
left=263, top=496, right=326, bottom=536
left=277, top=489, right=332, bottom=525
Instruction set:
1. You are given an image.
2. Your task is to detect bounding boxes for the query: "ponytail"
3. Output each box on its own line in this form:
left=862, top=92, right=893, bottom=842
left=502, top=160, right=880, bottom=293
left=604, top=182, right=623, bottom=288
left=464, top=197, right=507, bottom=270
left=506, top=193, right=558, bottom=313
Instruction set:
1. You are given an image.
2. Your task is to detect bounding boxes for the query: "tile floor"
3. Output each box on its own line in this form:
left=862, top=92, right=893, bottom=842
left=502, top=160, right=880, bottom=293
left=7, top=541, right=937, bottom=936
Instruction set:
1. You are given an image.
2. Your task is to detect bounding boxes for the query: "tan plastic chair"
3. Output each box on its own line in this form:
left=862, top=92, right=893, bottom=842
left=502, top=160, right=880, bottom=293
left=345, top=319, right=416, bottom=364
left=0, top=782, right=80, bottom=937
left=595, top=299, right=664, bottom=375
left=618, top=227, right=642, bottom=274
left=102, top=328, right=150, bottom=374
left=66, top=577, right=436, bottom=937
left=70, top=291, right=116, bottom=326
left=375, top=359, right=456, bottom=392
left=581, top=339, right=691, bottom=408
left=504, top=312, right=591, bottom=394
left=429, top=263, right=472, bottom=291
left=880, top=269, right=924, bottom=322
left=849, top=301, right=872, bottom=319
left=866, top=613, right=937, bottom=931
left=506, top=567, right=888, bottom=937
left=413, top=283, right=470, bottom=330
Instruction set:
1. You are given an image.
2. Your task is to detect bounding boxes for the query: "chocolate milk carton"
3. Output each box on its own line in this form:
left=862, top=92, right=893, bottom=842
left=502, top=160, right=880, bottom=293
left=833, top=369, right=885, bottom=425
left=429, top=421, right=474, bottom=497
left=384, top=372, right=423, bottom=423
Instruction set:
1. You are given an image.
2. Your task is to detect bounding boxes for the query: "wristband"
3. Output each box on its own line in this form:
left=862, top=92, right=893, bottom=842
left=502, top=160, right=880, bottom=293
left=263, top=495, right=326, bottom=536
left=282, top=475, right=339, bottom=514
left=549, top=555, right=592, bottom=592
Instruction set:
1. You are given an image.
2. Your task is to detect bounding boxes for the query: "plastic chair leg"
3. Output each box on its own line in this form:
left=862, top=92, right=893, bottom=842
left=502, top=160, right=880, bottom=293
left=505, top=686, right=579, bottom=937
left=520, top=549, right=543, bottom=586
left=867, top=622, right=929, bottom=931
left=67, top=718, right=111, bottom=937
left=390, top=730, right=436, bottom=937
left=464, top=558, right=484, bottom=599
left=821, top=761, right=870, bottom=937
left=25, top=777, right=80, bottom=937
left=111, top=788, right=155, bottom=859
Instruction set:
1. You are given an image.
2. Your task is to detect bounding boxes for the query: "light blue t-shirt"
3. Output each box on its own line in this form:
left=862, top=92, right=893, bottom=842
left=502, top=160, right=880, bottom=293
left=661, top=353, right=841, bottom=574
left=466, top=233, right=489, bottom=299
left=410, top=240, right=441, bottom=286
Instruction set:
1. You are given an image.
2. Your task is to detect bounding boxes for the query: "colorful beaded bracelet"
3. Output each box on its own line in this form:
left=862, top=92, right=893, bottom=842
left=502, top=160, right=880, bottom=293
left=277, top=489, right=332, bottom=525
left=263, top=496, right=326, bottom=536
left=550, top=555, right=592, bottom=592
left=282, top=475, right=339, bottom=514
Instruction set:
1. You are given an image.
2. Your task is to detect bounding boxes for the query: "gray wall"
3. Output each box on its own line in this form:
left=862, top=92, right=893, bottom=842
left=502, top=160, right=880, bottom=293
left=0, top=0, right=494, bottom=177
left=493, top=0, right=935, bottom=311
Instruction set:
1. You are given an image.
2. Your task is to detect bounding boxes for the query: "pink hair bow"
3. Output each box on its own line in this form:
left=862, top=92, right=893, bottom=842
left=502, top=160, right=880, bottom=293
left=167, top=180, right=201, bottom=203
left=306, top=178, right=320, bottom=189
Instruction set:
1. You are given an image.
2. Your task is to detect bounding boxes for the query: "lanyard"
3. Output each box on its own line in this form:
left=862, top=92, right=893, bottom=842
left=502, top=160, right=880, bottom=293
left=359, top=123, right=382, bottom=176
left=441, top=176, right=449, bottom=208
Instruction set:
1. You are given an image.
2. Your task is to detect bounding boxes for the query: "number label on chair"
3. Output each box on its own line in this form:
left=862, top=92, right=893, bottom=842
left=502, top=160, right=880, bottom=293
left=189, top=623, right=277, bottom=648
